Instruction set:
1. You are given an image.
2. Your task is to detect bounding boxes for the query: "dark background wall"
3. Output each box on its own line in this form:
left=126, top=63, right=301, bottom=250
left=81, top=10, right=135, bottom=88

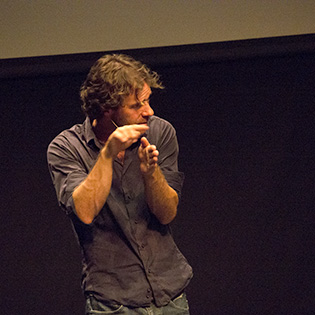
left=1, top=35, right=315, bottom=315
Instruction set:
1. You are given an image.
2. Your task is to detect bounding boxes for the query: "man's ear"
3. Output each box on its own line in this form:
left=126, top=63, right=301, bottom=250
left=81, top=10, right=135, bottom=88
left=103, top=109, right=112, bottom=118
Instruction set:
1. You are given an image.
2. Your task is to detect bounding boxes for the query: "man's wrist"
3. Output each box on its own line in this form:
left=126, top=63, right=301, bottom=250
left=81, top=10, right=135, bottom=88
left=101, top=144, right=115, bottom=161
left=141, top=166, right=160, bottom=182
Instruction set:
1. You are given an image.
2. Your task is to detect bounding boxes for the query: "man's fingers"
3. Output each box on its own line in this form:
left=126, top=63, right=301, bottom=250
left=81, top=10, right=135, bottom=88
left=107, top=124, right=149, bottom=157
left=141, top=136, right=150, bottom=148
left=125, top=125, right=148, bottom=142
left=129, top=124, right=149, bottom=135
left=144, top=145, right=159, bottom=165
left=147, top=147, right=159, bottom=158
left=114, top=125, right=148, bottom=143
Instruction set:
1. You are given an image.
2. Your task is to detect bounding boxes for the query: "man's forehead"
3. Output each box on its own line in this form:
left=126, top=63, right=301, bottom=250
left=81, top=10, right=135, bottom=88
left=137, top=82, right=152, bottom=99
left=122, top=83, right=151, bottom=106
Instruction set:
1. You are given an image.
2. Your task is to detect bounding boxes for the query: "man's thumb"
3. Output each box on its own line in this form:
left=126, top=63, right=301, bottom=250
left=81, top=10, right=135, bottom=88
left=141, top=137, right=150, bottom=148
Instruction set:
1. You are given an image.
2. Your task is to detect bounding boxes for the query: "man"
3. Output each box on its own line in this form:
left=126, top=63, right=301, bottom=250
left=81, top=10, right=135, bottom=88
left=47, top=54, right=192, bottom=314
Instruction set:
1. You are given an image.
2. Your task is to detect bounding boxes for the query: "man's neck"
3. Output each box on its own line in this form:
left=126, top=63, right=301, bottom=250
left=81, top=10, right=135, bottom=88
left=92, top=117, right=115, bottom=144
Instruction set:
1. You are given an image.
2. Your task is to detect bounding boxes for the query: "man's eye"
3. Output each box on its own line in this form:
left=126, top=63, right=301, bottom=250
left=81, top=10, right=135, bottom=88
left=130, top=103, right=142, bottom=109
left=141, top=98, right=150, bottom=105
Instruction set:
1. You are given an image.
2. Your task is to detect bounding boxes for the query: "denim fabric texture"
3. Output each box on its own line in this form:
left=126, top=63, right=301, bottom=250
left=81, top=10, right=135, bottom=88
left=85, top=293, right=190, bottom=315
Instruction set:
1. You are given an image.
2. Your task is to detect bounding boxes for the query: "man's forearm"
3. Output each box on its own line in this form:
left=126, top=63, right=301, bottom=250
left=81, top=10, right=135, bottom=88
left=73, top=125, right=149, bottom=224
left=72, top=149, right=113, bottom=224
left=143, top=166, right=179, bottom=225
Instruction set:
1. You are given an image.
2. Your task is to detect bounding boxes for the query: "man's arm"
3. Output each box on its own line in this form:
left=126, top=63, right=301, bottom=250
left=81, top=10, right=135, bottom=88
left=73, top=124, right=148, bottom=224
left=72, top=148, right=113, bottom=224
left=138, top=137, right=179, bottom=225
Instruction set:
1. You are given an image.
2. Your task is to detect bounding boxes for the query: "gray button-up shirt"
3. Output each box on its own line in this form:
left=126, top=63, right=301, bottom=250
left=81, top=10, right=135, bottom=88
left=47, top=115, right=193, bottom=307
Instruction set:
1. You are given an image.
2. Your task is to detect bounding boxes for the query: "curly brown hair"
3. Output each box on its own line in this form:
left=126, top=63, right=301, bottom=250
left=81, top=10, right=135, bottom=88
left=80, top=54, right=163, bottom=120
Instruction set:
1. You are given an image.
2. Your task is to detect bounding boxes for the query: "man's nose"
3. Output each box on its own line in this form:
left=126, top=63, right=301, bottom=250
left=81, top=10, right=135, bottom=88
left=142, top=103, right=154, bottom=117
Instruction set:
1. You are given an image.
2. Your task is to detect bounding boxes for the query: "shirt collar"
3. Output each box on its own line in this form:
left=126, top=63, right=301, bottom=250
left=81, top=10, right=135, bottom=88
left=82, top=117, right=103, bottom=150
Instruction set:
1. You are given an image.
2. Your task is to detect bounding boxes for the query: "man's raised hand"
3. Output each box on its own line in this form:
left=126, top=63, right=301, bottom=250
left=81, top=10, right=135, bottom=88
left=138, top=137, right=159, bottom=175
left=105, top=125, right=149, bottom=158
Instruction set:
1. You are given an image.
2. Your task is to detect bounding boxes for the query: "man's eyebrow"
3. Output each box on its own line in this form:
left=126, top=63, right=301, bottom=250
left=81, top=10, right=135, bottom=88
left=136, top=92, right=152, bottom=104
left=126, top=101, right=143, bottom=108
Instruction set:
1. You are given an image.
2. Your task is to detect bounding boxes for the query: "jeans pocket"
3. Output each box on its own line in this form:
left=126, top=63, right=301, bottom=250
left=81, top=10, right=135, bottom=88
left=169, top=292, right=189, bottom=311
left=86, top=295, right=124, bottom=314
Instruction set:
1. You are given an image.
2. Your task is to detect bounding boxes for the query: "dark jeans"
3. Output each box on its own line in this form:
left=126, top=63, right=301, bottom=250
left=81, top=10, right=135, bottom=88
left=85, top=293, right=190, bottom=315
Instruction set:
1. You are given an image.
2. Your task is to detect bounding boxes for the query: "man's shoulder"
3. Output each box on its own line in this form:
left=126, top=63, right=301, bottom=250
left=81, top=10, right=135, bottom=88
left=148, top=115, right=175, bottom=131
left=49, top=123, right=81, bottom=143
left=147, top=116, right=177, bottom=145
left=47, top=121, right=86, bottom=154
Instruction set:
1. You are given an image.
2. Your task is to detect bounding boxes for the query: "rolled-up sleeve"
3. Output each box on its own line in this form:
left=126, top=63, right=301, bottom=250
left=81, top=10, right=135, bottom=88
left=47, top=134, right=88, bottom=214
left=149, top=117, right=185, bottom=199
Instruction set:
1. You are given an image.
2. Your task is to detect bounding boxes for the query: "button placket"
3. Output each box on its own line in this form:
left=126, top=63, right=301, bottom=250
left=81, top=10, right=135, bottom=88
left=124, top=193, right=132, bottom=204
left=146, top=288, right=152, bottom=299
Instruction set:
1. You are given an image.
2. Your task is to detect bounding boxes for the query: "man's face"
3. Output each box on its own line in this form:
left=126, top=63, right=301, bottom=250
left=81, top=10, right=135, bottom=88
left=112, top=82, right=154, bottom=126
